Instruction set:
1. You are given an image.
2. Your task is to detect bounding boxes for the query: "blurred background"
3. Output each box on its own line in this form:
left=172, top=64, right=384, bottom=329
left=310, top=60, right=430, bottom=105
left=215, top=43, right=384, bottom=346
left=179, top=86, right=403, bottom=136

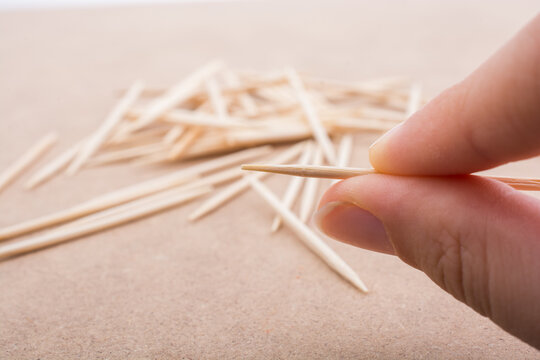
left=0, top=0, right=215, bottom=10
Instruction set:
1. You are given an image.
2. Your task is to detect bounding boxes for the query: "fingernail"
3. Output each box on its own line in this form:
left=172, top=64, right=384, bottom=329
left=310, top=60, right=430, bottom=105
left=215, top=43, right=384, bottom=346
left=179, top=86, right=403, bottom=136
left=314, top=201, right=394, bottom=255
left=369, top=122, right=403, bottom=151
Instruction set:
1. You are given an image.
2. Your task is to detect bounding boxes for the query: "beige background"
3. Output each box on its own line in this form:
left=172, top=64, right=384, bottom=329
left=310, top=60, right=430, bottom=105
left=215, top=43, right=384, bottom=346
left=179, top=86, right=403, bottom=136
left=1, top=1, right=539, bottom=358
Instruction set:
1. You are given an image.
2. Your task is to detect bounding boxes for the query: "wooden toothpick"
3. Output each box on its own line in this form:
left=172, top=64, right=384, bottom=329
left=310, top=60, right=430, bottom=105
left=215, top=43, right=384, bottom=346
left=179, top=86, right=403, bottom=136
left=0, top=185, right=211, bottom=260
left=331, top=134, right=354, bottom=186
left=0, top=132, right=58, bottom=194
left=299, top=147, right=323, bottom=223
left=0, top=145, right=273, bottom=242
left=125, top=60, right=224, bottom=133
left=240, top=164, right=540, bottom=191
left=25, top=140, right=82, bottom=189
left=188, top=142, right=305, bottom=221
left=66, top=80, right=145, bottom=175
left=271, top=141, right=313, bottom=232
left=286, top=68, right=337, bottom=165
left=405, top=82, right=422, bottom=118
left=247, top=177, right=368, bottom=292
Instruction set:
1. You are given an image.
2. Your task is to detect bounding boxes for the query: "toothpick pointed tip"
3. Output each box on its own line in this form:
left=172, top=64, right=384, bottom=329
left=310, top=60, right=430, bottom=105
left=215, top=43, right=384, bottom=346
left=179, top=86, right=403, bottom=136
left=349, top=275, right=369, bottom=293
left=187, top=212, right=203, bottom=222
left=241, top=164, right=265, bottom=171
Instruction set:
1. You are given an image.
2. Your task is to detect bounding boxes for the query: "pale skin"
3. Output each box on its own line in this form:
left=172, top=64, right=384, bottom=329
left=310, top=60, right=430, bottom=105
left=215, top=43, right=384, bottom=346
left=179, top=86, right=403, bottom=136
left=316, top=14, right=540, bottom=349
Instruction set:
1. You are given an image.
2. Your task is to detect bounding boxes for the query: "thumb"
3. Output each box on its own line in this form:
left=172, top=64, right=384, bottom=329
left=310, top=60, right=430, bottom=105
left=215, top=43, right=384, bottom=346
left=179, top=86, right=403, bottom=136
left=316, top=175, right=540, bottom=349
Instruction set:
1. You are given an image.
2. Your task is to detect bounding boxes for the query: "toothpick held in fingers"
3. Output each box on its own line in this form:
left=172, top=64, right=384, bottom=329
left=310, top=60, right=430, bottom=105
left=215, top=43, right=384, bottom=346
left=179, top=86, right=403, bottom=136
left=241, top=164, right=540, bottom=191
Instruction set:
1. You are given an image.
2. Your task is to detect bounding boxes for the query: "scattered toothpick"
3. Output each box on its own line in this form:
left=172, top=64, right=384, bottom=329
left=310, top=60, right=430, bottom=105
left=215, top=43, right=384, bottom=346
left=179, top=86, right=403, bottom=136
left=10, top=61, right=535, bottom=296
left=0, top=132, right=58, bottom=194
left=247, top=177, right=369, bottom=292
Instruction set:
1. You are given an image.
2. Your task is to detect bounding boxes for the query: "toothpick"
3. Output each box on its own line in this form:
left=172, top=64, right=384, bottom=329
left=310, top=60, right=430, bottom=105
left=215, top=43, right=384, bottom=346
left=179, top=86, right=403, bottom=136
left=222, top=70, right=258, bottom=116
left=125, top=60, right=224, bottom=133
left=247, top=177, right=368, bottom=292
left=61, top=168, right=243, bottom=230
left=0, top=185, right=211, bottom=260
left=188, top=142, right=305, bottom=221
left=154, top=108, right=253, bottom=128
left=87, top=143, right=165, bottom=167
left=25, top=140, right=82, bottom=189
left=286, top=68, right=337, bottom=165
left=327, top=118, right=394, bottom=133
left=67, top=80, right=145, bottom=175
left=168, top=127, right=205, bottom=160
left=359, top=106, right=406, bottom=123
left=0, top=132, right=58, bottom=194
left=0, top=145, right=273, bottom=241
left=163, top=126, right=185, bottom=146
left=108, top=124, right=170, bottom=146
left=299, top=147, right=323, bottom=223
left=271, top=141, right=314, bottom=232
left=240, top=164, right=540, bottom=191
left=406, top=82, right=422, bottom=118
left=331, top=134, right=354, bottom=186
left=205, top=78, right=229, bottom=122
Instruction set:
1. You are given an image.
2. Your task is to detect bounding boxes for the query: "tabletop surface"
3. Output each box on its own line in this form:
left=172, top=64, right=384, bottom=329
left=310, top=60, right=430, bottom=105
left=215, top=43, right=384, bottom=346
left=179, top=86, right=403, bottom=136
left=1, top=1, right=539, bottom=359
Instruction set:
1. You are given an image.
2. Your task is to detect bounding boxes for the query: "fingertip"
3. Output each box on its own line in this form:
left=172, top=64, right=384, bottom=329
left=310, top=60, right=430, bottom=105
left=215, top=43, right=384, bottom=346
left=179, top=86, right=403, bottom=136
left=369, top=122, right=408, bottom=173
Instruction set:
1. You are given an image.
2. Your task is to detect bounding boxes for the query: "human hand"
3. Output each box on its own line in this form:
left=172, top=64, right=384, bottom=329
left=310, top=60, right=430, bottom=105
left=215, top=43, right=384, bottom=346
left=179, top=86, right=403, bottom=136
left=316, top=14, right=540, bottom=349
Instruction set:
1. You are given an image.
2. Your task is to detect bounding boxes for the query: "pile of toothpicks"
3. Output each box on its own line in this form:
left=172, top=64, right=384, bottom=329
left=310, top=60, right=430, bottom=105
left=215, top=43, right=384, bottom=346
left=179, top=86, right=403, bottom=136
left=0, top=60, right=424, bottom=292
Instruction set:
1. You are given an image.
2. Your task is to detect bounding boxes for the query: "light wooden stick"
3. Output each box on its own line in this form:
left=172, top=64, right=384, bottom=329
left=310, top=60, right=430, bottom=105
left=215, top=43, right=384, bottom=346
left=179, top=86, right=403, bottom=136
left=163, top=125, right=185, bottom=145
left=327, top=118, right=394, bottom=133
left=87, top=143, right=165, bottom=167
left=125, top=60, right=224, bottom=133
left=108, top=124, right=170, bottom=146
left=120, top=74, right=284, bottom=103
left=299, top=147, right=323, bottom=223
left=359, top=106, right=406, bottom=123
left=222, top=70, right=258, bottom=116
left=247, top=177, right=368, bottom=292
left=405, top=82, right=422, bottom=118
left=336, top=134, right=354, bottom=167
left=168, top=127, right=204, bottom=160
left=205, top=78, right=228, bottom=122
left=151, top=108, right=253, bottom=128
left=271, top=141, right=314, bottom=232
left=67, top=80, right=145, bottom=175
left=286, top=68, right=337, bottom=165
left=62, top=167, right=243, bottom=229
left=25, top=141, right=82, bottom=189
left=188, top=142, right=305, bottom=221
left=0, top=145, right=273, bottom=241
left=0, top=132, right=58, bottom=194
left=331, top=134, right=353, bottom=186
left=0, top=185, right=211, bottom=261
left=240, top=164, right=540, bottom=191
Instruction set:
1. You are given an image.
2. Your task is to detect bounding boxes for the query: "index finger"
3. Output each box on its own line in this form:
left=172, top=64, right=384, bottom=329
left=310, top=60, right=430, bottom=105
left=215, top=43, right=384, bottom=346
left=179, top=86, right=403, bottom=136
left=369, top=13, right=540, bottom=175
